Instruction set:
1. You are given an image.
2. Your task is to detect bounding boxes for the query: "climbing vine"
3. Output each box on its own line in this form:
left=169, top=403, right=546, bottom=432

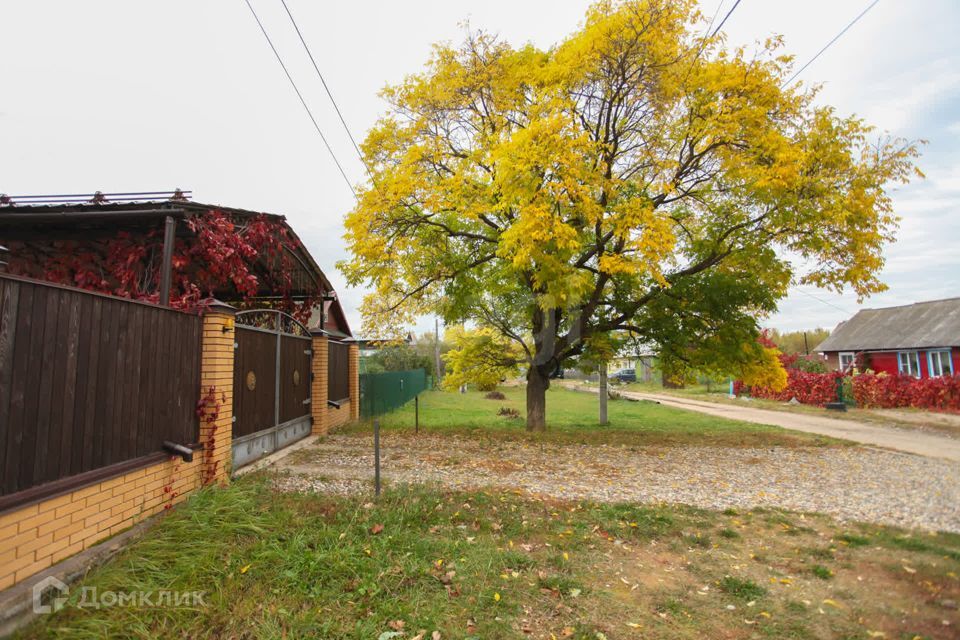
left=4, top=209, right=322, bottom=321
left=196, top=385, right=226, bottom=486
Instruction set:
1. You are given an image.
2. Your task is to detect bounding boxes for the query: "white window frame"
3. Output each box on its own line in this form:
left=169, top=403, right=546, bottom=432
left=897, top=351, right=921, bottom=378
left=927, top=349, right=954, bottom=378
left=838, top=352, right=855, bottom=372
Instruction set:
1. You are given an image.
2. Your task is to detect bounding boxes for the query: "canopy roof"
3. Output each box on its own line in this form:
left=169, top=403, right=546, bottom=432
left=0, top=198, right=333, bottom=303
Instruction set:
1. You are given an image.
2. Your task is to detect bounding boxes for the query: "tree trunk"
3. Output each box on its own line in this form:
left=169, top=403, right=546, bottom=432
left=598, top=361, right=608, bottom=426
left=526, top=366, right=549, bottom=431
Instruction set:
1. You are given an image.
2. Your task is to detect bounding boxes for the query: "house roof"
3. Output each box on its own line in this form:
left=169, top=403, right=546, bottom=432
left=307, top=296, right=353, bottom=339
left=0, top=198, right=334, bottom=301
left=817, top=297, right=960, bottom=352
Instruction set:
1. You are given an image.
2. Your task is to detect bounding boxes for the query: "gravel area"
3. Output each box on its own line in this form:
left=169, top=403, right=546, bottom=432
left=272, top=433, right=960, bottom=533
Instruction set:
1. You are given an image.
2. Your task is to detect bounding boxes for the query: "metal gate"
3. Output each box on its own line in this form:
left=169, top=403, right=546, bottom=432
left=232, top=310, right=311, bottom=470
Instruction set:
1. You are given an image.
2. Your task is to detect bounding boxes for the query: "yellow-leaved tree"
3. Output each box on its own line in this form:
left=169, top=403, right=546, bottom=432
left=442, top=326, right=522, bottom=392
left=341, top=0, right=921, bottom=430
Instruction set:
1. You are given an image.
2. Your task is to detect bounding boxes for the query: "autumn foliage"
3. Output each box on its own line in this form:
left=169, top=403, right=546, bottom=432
left=737, top=344, right=960, bottom=412
left=852, top=373, right=960, bottom=412
left=341, top=0, right=921, bottom=429
left=5, top=209, right=318, bottom=320
left=737, top=369, right=843, bottom=406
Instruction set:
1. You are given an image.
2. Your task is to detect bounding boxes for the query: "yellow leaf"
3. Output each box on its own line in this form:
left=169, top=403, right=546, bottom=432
left=240, top=564, right=251, bottom=574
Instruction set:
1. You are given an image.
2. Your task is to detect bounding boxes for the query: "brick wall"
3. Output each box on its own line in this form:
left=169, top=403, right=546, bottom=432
left=326, top=400, right=352, bottom=430
left=349, top=344, right=360, bottom=421
left=310, top=334, right=329, bottom=435
left=0, top=457, right=202, bottom=590
left=0, top=306, right=235, bottom=590
left=310, top=333, right=358, bottom=434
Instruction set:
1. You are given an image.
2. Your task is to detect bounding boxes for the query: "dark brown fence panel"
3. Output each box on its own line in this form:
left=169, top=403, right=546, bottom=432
left=232, top=327, right=277, bottom=438
left=0, top=274, right=202, bottom=498
left=328, top=340, right=350, bottom=402
left=279, top=334, right=310, bottom=423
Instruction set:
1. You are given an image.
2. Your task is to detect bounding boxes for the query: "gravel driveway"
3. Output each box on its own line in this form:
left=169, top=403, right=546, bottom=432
left=273, top=433, right=960, bottom=533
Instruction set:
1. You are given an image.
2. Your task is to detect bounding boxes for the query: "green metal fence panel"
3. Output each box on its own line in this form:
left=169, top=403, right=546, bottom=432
left=360, top=369, right=429, bottom=418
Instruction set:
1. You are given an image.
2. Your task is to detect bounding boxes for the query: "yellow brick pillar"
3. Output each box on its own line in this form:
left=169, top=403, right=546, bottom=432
left=349, top=342, right=360, bottom=421
left=199, top=300, right=235, bottom=485
left=310, top=332, right=329, bottom=435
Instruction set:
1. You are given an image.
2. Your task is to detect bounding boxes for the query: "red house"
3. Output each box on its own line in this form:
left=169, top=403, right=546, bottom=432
left=817, top=298, right=960, bottom=378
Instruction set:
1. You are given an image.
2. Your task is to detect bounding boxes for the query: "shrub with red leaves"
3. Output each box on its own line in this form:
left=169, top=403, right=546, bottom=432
left=852, top=373, right=960, bottom=412
left=744, top=369, right=843, bottom=406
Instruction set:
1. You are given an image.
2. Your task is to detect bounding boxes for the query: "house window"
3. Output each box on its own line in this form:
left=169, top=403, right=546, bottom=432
left=928, top=350, right=954, bottom=377
left=838, top=352, right=855, bottom=372
left=897, top=351, right=921, bottom=377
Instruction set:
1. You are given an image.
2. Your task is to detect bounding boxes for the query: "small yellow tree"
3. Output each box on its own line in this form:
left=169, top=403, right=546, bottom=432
left=443, top=326, right=522, bottom=392
left=738, top=345, right=789, bottom=392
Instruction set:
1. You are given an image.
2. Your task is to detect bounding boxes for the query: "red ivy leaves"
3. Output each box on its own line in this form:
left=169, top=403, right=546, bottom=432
left=6, top=209, right=319, bottom=321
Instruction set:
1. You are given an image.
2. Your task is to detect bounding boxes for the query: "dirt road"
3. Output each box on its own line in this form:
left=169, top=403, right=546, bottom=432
left=608, top=388, right=960, bottom=462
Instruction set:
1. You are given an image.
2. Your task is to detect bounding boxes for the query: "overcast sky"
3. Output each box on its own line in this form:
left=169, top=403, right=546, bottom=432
left=1, top=0, right=957, bottom=336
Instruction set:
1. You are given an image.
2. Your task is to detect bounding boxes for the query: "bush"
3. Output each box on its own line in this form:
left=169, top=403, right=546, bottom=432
left=484, top=391, right=506, bottom=400
left=741, top=369, right=842, bottom=406
left=741, top=370, right=960, bottom=412
left=852, top=373, right=960, bottom=412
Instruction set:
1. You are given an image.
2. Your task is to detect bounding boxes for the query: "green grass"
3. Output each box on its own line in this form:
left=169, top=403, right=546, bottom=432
left=718, top=576, right=767, bottom=600
left=20, top=477, right=960, bottom=640
left=21, top=480, right=960, bottom=640
left=343, top=386, right=838, bottom=448
left=810, top=564, right=834, bottom=580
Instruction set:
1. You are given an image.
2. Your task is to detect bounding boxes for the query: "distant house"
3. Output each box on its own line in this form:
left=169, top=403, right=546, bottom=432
left=817, top=298, right=960, bottom=378
left=609, top=351, right=657, bottom=382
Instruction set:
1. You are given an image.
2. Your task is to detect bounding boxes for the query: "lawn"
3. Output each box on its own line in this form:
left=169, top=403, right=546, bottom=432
left=21, top=477, right=960, bottom=639
left=343, top=386, right=840, bottom=448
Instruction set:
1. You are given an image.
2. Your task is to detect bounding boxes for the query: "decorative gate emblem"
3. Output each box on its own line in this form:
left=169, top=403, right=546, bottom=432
left=246, top=371, right=257, bottom=391
left=292, top=370, right=301, bottom=386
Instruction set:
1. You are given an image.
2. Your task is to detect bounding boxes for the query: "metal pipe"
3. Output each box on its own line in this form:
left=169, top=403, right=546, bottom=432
left=0, top=208, right=187, bottom=222
left=159, top=215, right=176, bottom=306
left=162, top=441, right=194, bottom=463
left=374, top=419, right=381, bottom=497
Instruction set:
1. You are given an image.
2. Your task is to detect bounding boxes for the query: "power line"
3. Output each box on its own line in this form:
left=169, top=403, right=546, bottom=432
left=278, top=0, right=372, bottom=179
left=710, top=0, right=742, bottom=38
left=782, top=0, right=881, bottom=87
left=242, top=0, right=357, bottom=198
left=793, top=288, right=851, bottom=314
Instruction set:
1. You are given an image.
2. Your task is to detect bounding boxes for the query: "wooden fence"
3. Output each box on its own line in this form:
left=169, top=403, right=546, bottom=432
left=328, top=340, right=350, bottom=402
left=0, top=274, right=202, bottom=502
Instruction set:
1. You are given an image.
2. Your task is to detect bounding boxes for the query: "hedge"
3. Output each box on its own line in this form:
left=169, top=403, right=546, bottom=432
left=739, top=371, right=960, bottom=412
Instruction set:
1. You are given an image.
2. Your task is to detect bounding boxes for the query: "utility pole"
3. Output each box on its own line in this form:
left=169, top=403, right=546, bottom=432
left=804, top=332, right=810, bottom=355
left=434, top=317, right=442, bottom=389
left=598, top=361, right=608, bottom=426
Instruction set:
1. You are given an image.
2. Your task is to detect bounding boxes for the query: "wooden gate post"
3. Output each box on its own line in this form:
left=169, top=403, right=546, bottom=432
left=349, top=342, right=360, bottom=421
left=310, top=330, right=329, bottom=435
left=199, top=300, right=236, bottom=485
